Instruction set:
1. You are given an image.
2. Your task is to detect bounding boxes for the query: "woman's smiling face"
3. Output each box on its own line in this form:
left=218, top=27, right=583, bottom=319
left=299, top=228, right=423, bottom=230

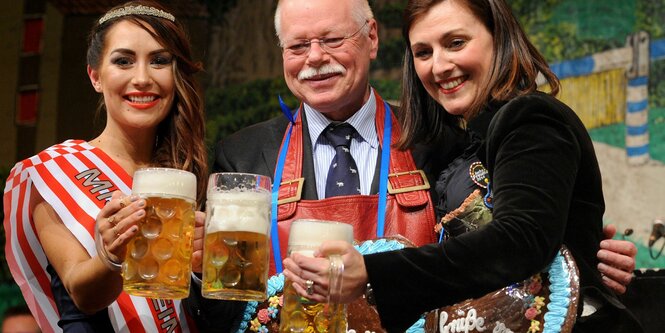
left=88, top=20, right=175, bottom=131
left=408, top=0, right=493, bottom=119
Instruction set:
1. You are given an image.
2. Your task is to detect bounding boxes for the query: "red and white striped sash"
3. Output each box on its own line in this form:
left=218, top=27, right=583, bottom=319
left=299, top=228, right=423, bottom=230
left=3, top=140, right=195, bottom=332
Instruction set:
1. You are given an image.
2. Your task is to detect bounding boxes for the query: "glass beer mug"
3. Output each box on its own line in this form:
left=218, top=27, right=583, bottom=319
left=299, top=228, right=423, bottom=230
left=202, top=173, right=272, bottom=301
left=280, top=219, right=353, bottom=333
left=122, top=167, right=197, bottom=299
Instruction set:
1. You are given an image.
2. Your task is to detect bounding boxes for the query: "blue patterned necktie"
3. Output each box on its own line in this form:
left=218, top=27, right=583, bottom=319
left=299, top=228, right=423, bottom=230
left=324, top=123, right=361, bottom=198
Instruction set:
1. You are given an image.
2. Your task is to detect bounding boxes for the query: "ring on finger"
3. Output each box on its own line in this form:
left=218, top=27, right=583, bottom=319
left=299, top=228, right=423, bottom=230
left=107, top=215, right=117, bottom=227
left=119, top=198, right=127, bottom=208
left=305, top=279, right=314, bottom=296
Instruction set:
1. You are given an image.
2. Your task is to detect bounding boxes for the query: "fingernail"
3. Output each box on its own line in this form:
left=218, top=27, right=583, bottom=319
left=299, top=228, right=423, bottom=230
left=600, top=240, right=609, bottom=248
left=597, top=250, right=607, bottom=260
left=137, top=210, right=145, bottom=217
left=137, top=200, right=146, bottom=208
left=130, top=195, right=139, bottom=202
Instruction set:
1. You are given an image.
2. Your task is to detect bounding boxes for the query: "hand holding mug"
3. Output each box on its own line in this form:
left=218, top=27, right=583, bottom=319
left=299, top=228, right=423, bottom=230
left=95, top=191, right=143, bottom=271
left=279, top=219, right=353, bottom=332
left=283, top=240, right=368, bottom=304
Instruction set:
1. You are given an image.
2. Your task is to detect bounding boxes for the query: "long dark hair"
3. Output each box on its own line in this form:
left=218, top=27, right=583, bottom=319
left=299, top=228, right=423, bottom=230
left=87, top=0, right=208, bottom=204
left=398, top=0, right=560, bottom=148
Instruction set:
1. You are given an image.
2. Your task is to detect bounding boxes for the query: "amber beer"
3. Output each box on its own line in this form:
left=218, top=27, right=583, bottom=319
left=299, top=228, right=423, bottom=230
left=280, top=219, right=353, bottom=333
left=122, top=168, right=196, bottom=299
left=201, top=173, right=272, bottom=301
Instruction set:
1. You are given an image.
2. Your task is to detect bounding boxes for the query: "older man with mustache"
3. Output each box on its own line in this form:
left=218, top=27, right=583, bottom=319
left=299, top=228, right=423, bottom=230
left=186, top=1, right=447, bottom=330
left=213, top=0, right=445, bottom=273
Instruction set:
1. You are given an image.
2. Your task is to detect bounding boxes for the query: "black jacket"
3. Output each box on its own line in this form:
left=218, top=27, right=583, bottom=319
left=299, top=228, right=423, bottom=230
left=364, top=92, right=642, bottom=332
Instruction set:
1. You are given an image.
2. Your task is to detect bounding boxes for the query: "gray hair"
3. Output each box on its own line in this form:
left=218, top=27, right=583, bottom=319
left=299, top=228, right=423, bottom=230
left=274, top=0, right=374, bottom=46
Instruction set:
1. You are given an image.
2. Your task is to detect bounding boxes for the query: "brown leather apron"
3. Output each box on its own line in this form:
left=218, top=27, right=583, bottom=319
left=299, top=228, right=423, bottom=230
left=270, top=92, right=436, bottom=274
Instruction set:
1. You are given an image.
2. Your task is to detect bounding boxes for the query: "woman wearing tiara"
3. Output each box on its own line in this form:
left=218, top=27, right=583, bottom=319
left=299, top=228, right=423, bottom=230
left=3, top=1, right=207, bottom=331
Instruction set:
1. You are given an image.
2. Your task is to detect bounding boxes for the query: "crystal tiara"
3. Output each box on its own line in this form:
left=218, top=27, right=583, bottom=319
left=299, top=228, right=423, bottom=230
left=98, top=5, right=175, bottom=25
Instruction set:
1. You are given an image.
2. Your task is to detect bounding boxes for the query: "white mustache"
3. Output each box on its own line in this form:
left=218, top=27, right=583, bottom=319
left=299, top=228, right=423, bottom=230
left=298, top=64, right=346, bottom=80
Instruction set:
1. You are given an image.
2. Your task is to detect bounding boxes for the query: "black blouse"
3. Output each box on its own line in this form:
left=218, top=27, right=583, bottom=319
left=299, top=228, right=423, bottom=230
left=434, top=104, right=496, bottom=236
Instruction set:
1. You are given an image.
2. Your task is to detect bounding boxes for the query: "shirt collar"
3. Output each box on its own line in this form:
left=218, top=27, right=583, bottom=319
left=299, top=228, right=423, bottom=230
left=304, top=87, right=378, bottom=148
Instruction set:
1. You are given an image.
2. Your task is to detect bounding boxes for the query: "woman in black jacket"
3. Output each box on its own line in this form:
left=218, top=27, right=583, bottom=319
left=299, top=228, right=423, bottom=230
left=282, top=0, right=643, bottom=332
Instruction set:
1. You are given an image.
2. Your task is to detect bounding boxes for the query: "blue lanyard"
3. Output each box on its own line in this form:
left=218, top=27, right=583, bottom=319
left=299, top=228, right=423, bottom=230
left=376, top=101, right=392, bottom=238
left=270, top=98, right=392, bottom=273
left=270, top=96, right=297, bottom=273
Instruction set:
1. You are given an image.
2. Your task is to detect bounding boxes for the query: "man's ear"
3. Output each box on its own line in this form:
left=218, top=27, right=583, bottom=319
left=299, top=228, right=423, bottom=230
left=87, top=65, right=102, bottom=93
left=367, top=18, right=379, bottom=60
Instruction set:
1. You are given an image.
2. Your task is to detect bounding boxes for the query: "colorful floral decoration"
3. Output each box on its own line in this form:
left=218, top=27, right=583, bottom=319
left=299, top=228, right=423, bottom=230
left=268, top=296, right=282, bottom=308
left=529, top=319, right=541, bottom=333
left=249, top=318, right=262, bottom=332
left=236, top=239, right=425, bottom=332
left=525, top=307, right=539, bottom=320
left=527, top=276, right=543, bottom=295
left=518, top=239, right=576, bottom=330
left=257, top=309, right=270, bottom=324
left=524, top=274, right=545, bottom=332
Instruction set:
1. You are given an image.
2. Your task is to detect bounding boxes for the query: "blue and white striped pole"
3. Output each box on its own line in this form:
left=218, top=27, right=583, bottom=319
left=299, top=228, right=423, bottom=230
left=625, top=31, right=650, bottom=165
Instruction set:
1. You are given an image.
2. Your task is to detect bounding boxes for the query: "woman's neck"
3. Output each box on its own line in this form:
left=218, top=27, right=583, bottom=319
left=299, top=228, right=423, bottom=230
left=89, top=128, right=156, bottom=176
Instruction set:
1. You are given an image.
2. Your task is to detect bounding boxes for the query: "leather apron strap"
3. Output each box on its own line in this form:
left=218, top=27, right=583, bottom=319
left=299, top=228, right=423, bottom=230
left=270, top=92, right=435, bottom=274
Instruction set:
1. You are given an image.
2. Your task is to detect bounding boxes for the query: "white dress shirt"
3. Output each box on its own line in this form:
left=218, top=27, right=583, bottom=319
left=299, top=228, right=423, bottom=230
left=304, top=88, right=379, bottom=199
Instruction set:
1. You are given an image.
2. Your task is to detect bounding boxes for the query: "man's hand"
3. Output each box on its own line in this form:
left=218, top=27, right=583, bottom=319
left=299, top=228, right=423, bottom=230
left=283, top=240, right=368, bottom=304
left=597, top=224, right=637, bottom=294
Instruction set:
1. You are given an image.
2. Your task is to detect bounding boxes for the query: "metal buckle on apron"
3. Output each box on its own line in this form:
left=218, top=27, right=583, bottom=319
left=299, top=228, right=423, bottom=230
left=387, top=170, right=430, bottom=194
left=277, top=177, right=304, bottom=204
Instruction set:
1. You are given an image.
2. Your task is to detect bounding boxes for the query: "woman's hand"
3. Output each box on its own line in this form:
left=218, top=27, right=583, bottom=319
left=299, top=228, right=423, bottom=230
left=282, top=240, right=368, bottom=304
left=191, top=211, right=205, bottom=274
left=96, top=191, right=145, bottom=264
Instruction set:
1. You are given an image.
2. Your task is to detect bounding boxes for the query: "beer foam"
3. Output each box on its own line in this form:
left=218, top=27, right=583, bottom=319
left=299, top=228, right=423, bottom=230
left=206, top=191, right=271, bottom=234
left=132, top=168, right=196, bottom=200
left=288, top=220, right=354, bottom=256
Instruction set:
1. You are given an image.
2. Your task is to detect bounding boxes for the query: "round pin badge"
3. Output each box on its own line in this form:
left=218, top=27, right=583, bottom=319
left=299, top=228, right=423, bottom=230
left=469, top=161, right=489, bottom=189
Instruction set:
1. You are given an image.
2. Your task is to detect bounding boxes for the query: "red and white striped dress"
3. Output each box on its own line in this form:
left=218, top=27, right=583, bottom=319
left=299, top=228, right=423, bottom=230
left=3, top=140, right=195, bottom=333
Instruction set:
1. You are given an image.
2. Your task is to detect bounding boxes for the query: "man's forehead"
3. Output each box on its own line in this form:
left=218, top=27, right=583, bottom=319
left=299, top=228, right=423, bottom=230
left=279, top=0, right=354, bottom=37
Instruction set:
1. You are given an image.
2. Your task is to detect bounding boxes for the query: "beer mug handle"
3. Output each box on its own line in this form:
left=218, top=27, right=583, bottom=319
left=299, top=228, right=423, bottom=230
left=321, top=254, right=346, bottom=329
left=327, top=254, right=344, bottom=305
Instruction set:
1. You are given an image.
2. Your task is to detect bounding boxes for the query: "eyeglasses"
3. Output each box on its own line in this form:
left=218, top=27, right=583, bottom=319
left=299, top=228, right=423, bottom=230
left=282, top=21, right=369, bottom=56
